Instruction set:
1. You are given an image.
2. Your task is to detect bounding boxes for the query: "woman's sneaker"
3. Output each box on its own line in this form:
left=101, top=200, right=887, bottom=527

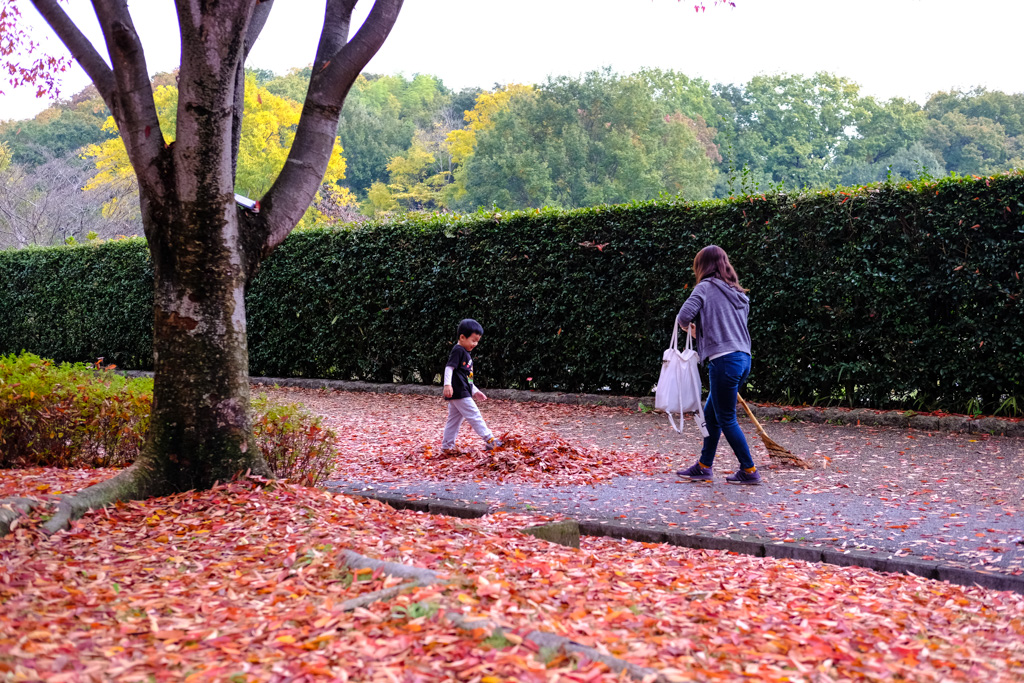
left=725, top=468, right=762, bottom=485
left=677, top=461, right=713, bottom=481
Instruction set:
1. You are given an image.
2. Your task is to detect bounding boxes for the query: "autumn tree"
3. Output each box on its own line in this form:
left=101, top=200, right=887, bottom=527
left=81, top=76, right=355, bottom=228
left=1, top=0, right=403, bottom=533
left=455, top=72, right=720, bottom=211
left=0, top=146, right=140, bottom=248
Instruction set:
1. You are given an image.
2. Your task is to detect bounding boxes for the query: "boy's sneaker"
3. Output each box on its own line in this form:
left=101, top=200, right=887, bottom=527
left=725, top=468, right=762, bottom=485
left=677, top=461, right=713, bottom=481
left=484, top=437, right=503, bottom=451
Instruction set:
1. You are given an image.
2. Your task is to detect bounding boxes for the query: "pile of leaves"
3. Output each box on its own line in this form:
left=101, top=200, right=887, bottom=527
left=409, top=432, right=660, bottom=486
left=2, top=470, right=1023, bottom=681
left=276, top=388, right=672, bottom=487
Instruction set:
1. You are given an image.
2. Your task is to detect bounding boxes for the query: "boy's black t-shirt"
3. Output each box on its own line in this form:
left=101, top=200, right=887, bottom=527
left=445, top=344, right=474, bottom=400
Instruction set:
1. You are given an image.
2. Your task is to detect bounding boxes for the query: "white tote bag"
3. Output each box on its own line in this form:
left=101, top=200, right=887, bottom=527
left=654, top=323, right=708, bottom=436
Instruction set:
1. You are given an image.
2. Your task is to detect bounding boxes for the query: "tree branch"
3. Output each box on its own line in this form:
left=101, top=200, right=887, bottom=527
left=91, top=0, right=165, bottom=197
left=313, top=0, right=358, bottom=70
left=232, top=0, right=275, bottom=179
left=258, top=0, right=403, bottom=257
left=29, top=0, right=116, bottom=107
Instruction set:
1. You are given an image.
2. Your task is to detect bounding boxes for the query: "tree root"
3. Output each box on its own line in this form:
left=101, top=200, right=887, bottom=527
left=338, top=549, right=670, bottom=682
left=41, top=461, right=160, bottom=535
left=338, top=550, right=447, bottom=611
left=0, top=497, right=42, bottom=537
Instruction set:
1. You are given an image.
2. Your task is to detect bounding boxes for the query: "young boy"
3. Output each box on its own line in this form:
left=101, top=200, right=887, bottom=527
left=442, top=318, right=502, bottom=452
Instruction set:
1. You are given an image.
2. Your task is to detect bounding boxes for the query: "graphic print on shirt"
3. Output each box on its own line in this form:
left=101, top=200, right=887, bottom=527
left=446, top=344, right=475, bottom=400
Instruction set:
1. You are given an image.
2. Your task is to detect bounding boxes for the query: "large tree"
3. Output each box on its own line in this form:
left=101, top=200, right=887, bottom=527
left=2, top=0, right=402, bottom=532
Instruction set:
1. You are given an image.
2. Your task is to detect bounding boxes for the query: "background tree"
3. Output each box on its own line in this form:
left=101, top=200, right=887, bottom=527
left=0, top=145, right=139, bottom=248
left=725, top=72, right=863, bottom=190
left=1, top=0, right=403, bottom=532
left=456, top=70, right=719, bottom=210
left=331, top=73, right=480, bottom=202
left=82, top=76, right=355, bottom=227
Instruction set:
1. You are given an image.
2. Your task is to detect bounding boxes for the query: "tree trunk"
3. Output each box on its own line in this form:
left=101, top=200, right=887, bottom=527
left=146, top=207, right=271, bottom=491
left=19, top=0, right=405, bottom=536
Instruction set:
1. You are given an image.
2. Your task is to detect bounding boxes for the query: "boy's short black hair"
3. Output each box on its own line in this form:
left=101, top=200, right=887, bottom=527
left=457, top=318, right=484, bottom=339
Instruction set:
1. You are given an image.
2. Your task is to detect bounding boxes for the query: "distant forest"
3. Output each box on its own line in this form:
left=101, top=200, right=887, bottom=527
left=2, top=67, right=1022, bottom=248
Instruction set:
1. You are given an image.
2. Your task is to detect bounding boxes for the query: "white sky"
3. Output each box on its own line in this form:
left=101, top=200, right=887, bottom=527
left=2, top=0, right=1023, bottom=122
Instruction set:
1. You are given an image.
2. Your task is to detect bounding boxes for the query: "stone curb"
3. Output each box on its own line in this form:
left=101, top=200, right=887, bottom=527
left=329, top=485, right=491, bottom=519
left=117, top=370, right=1024, bottom=437
left=332, top=487, right=1024, bottom=596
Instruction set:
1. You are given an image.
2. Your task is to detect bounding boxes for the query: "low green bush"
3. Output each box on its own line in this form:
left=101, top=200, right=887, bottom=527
left=0, top=353, right=151, bottom=468
left=0, top=353, right=338, bottom=484
left=250, top=394, right=337, bottom=486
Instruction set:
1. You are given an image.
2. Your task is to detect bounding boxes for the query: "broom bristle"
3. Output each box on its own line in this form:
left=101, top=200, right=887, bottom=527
left=761, top=434, right=812, bottom=469
left=738, top=394, right=814, bottom=469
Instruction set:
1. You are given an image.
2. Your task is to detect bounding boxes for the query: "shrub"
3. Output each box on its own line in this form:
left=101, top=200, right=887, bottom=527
left=2, top=172, right=1022, bottom=413
left=250, top=394, right=337, bottom=486
left=0, top=353, right=151, bottom=468
left=0, top=354, right=337, bottom=483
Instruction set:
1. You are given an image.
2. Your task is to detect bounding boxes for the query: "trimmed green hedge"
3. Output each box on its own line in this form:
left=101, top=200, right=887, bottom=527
left=0, top=239, right=153, bottom=370
left=2, top=173, right=1022, bottom=413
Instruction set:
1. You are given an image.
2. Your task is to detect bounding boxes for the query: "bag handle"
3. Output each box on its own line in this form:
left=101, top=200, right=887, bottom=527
left=679, top=321, right=694, bottom=353
left=670, top=321, right=679, bottom=351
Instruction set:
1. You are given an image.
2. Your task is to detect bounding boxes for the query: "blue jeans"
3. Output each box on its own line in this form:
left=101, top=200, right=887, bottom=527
left=699, top=352, right=755, bottom=470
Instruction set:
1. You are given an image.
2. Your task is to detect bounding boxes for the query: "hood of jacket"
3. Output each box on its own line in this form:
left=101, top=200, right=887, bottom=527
left=705, top=277, right=749, bottom=309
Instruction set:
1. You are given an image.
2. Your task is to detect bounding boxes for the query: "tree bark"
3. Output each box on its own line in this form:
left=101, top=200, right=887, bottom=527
left=136, top=1, right=272, bottom=492
left=146, top=209, right=272, bottom=491
left=24, top=0, right=402, bottom=533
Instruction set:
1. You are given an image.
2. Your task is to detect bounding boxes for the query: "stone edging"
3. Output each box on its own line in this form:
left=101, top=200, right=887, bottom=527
left=329, top=485, right=1024, bottom=596
left=115, top=370, right=1024, bottom=437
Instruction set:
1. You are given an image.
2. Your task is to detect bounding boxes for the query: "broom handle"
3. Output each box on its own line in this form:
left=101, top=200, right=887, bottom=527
left=736, top=394, right=769, bottom=437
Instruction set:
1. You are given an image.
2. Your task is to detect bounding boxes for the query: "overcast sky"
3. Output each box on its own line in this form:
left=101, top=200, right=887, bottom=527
left=3, top=0, right=1023, bottom=121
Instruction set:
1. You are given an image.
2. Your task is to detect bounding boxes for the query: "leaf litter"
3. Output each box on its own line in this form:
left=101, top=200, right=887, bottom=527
left=281, top=387, right=1024, bottom=576
left=3, top=386, right=1024, bottom=680
left=1, top=474, right=1023, bottom=682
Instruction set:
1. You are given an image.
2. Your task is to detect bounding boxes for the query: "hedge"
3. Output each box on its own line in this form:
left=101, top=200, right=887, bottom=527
left=1, top=172, right=1022, bottom=413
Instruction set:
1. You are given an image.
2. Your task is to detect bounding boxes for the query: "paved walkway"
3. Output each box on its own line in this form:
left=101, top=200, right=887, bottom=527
left=272, top=386, right=1024, bottom=585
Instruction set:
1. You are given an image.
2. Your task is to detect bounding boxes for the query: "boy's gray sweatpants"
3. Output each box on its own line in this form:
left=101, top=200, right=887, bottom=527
left=442, top=397, right=494, bottom=449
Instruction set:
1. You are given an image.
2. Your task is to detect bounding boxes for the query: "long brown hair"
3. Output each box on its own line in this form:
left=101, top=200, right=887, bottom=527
left=693, top=245, right=747, bottom=292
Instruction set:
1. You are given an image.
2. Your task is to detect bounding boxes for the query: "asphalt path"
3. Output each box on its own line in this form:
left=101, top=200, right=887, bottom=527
left=302, top=390, right=1024, bottom=577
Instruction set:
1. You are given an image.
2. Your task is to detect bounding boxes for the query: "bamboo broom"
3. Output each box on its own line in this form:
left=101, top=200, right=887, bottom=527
left=736, top=395, right=812, bottom=469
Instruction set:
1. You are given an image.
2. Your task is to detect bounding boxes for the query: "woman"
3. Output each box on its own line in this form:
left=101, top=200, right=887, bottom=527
left=675, top=245, right=760, bottom=485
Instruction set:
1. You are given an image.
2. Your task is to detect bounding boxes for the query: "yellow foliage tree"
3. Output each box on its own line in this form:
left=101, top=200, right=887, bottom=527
left=444, top=84, right=535, bottom=204
left=446, top=84, right=535, bottom=165
left=361, top=180, right=399, bottom=217
left=381, top=130, right=464, bottom=213
left=83, top=78, right=353, bottom=226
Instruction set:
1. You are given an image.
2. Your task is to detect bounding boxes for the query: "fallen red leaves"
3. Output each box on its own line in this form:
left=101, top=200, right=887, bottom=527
left=278, top=388, right=671, bottom=487
left=407, top=432, right=659, bottom=486
left=2, top=470, right=1024, bottom=682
